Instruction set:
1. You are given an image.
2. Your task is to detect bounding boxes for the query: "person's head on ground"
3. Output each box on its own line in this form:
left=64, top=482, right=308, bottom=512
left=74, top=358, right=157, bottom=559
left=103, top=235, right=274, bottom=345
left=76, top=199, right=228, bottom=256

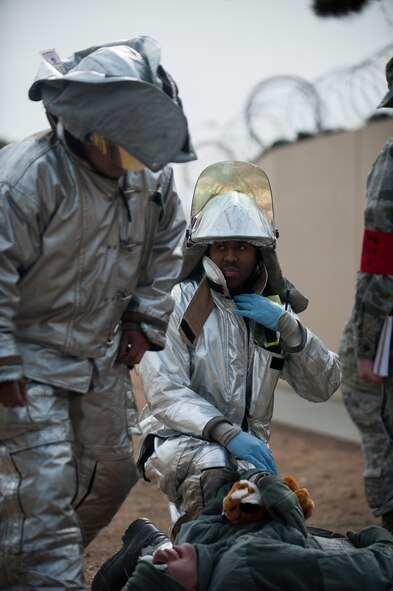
left=28, top=36, right=196, bottom=177
left=127, top=543, right=198, bottom=591
left=378, top=56, right=393, bottom=109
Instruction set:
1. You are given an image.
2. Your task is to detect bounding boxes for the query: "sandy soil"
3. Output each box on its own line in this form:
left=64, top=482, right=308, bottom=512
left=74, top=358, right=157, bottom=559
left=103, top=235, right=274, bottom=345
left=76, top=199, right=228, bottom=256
left=83, top=373, right=379, bottom=587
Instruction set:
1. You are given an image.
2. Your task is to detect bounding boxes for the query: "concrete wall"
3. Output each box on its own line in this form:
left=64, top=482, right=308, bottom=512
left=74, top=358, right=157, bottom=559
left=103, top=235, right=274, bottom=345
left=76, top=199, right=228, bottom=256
left=257, top=118, right=393, bottom=353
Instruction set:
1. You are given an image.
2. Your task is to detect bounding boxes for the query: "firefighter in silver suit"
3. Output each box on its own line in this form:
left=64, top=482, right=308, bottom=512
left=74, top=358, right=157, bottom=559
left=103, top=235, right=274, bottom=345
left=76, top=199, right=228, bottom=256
left=138, top=161, right=341, bottom=531
left=0, top=36, right=195, bottom=589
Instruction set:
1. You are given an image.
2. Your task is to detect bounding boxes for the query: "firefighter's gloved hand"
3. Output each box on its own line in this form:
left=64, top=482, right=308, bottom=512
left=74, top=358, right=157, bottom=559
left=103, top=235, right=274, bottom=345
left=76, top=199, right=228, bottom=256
left=226, top=431, right=278, bottom=475
left=233, top=294, right=284, bottom=331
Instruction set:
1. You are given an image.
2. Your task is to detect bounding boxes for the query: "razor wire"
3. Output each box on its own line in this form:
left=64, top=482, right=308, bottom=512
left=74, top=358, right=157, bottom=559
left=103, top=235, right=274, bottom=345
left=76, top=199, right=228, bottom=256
left=178, top=43, right=393, bottom=196
left=244, top=43, right=393, bottom=151
left=178, top=43, right=393, bottom=201
left=245, top=75, right=324, bottom=151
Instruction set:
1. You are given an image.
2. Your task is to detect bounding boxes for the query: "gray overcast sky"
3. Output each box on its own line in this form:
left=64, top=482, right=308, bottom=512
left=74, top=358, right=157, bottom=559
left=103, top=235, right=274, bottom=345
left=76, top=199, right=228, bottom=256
left=0, top=0, right=392, bottom=205
left=1, top=0, right=392, bottom=140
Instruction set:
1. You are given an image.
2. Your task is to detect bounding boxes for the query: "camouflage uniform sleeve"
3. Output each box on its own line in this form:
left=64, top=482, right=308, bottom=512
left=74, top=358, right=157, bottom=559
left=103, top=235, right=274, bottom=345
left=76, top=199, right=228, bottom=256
left=354, top=138, right=393, bottom=359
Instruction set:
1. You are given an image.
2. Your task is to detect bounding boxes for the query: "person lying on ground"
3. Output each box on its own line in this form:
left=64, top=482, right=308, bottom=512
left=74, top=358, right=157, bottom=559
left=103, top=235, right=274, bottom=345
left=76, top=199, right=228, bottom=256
left=92, top=469, right=393, bottom=591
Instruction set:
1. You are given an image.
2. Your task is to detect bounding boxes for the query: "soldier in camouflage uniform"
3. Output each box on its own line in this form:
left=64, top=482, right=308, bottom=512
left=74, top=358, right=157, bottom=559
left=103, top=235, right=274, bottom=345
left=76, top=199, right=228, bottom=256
left=338, top=56, right=393, bottom=532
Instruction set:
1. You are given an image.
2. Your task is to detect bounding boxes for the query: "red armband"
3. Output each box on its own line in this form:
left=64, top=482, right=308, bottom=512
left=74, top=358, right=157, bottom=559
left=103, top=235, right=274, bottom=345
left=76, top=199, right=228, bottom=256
left=360, top=229, right=393, bottom=274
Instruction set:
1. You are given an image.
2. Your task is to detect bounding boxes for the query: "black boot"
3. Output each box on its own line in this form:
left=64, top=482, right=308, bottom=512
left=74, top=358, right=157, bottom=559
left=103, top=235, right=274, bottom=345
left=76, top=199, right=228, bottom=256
left=91, top=518, right=171, bottom=591
left=382, top=511, right=393, bottom=534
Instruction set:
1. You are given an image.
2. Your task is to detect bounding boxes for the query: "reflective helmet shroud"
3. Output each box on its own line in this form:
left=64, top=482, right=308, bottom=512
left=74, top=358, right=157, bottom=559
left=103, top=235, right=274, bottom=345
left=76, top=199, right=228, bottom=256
left=29, top=36, right=196, bottom=172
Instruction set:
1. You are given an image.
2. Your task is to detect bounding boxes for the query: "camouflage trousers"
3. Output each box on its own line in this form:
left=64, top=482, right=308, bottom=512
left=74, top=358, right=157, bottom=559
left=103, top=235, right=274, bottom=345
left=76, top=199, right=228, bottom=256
left=341, top=370, right=393, bottom=516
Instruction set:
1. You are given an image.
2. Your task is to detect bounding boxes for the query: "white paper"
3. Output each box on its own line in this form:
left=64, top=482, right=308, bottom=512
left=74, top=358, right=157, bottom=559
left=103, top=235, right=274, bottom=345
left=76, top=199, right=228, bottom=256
left=40, top=49, right=67, bottom=74
left=373, top=316, right=392, bottom=377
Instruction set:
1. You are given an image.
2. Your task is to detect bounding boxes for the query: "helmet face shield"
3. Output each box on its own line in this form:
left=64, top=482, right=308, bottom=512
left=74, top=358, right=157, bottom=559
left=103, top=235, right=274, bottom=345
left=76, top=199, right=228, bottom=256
left=89, top=132, right=145, bottom=170
left=189, top=161, right=277, bottom=247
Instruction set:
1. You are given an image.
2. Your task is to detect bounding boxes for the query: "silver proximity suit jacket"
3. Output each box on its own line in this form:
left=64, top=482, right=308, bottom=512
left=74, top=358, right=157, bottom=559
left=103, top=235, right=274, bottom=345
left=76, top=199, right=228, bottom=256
left=0, top=129, right=186, bottom=392
left=139, top=258, right=342, bottom=446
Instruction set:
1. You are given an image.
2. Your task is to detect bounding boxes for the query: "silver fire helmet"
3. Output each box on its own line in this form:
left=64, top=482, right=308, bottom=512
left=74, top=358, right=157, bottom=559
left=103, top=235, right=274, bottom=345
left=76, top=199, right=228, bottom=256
left=28, top=36, right=196, bottom=172
left=188, top=160, right=277, bottom=246
left=178, top=160, right=308, bottom=313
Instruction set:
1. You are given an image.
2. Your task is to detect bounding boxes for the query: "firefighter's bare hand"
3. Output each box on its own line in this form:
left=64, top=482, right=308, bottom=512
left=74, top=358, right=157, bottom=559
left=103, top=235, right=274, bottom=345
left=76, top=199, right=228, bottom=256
left=357, top=357, right=384, bottom=384
left=117, top=328, right=151, bottom=368
left=0, top=380, right=28, bottom=407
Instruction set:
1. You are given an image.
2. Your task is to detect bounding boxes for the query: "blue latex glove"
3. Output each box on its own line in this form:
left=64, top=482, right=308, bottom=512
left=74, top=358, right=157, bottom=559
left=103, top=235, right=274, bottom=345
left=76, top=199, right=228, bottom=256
left=226, top=431, right=278, bottom=475
left=233, top=293, right=284, bottom=331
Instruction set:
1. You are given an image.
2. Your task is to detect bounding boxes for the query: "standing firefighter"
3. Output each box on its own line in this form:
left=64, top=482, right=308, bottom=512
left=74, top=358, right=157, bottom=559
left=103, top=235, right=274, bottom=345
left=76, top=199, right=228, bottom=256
left=137, top=161, right=341, bottom=532
left=0, top=36, right=195, bottom=590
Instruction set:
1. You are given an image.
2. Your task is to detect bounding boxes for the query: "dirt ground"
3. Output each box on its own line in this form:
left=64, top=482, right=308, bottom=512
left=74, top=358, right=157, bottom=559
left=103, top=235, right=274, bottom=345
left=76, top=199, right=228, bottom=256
left=83, top=373, right=380, bottom=587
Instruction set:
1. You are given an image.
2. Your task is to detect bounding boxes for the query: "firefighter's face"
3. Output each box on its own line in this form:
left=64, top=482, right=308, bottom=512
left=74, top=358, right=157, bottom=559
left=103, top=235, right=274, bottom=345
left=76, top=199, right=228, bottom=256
left=208, top=240, right=259, bottom=294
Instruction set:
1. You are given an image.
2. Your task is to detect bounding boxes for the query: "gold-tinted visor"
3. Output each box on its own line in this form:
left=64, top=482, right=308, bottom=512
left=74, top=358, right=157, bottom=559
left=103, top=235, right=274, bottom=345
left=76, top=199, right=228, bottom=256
left=191, top=161, right=274, bottom=224
left=90, top=132, right=145, bottom=170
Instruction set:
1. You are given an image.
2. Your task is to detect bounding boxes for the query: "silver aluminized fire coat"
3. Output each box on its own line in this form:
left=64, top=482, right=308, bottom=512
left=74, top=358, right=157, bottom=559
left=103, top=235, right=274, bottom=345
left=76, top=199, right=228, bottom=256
left=0, top=127, right=186, bottom=589
left=138, top=257, right=341, bottom=517
left=0, top=131, right=185, bottom=383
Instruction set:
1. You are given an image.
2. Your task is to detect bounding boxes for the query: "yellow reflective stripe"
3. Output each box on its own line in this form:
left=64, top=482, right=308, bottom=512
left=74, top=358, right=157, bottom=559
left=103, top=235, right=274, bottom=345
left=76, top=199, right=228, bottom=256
left=265, top=339, right=280, bottom=348
left=267, top=295, right=281, bottom=305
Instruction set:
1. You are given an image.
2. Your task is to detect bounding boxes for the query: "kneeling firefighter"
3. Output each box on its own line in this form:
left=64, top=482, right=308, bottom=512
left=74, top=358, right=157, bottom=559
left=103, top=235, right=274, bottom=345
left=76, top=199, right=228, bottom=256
left=137, top=161, right=341, bottom=531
